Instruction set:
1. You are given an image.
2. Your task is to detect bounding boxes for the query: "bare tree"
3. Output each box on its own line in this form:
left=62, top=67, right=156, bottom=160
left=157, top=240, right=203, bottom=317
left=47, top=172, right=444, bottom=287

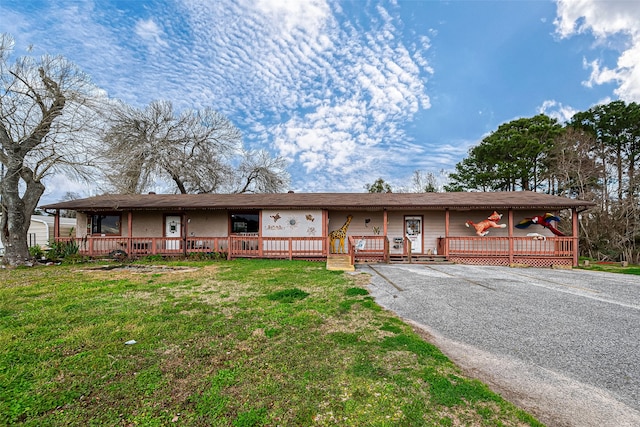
left=227, top=149, right=290, bottom=194
left=102, top=100, right=240, bottom=194
left=544, top=127, right=602, bottom=201
left=0, top=34, right=100, bottom=266
left=410, top=170, right=439, bottom=192
left=103, top=100, right=290, bottom=195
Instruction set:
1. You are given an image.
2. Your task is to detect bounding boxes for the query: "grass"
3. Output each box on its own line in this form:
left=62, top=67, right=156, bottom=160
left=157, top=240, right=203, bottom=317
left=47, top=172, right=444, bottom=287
left=577, top=259, right=640, bottom=275
left=0, top=259, right=543, bottom=426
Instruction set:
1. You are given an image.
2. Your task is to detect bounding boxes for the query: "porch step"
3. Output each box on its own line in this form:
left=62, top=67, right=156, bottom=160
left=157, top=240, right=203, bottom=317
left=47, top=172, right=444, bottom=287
left=326, top=254, right=355, bottom=271
left=389, top=255, right=452, bottom=264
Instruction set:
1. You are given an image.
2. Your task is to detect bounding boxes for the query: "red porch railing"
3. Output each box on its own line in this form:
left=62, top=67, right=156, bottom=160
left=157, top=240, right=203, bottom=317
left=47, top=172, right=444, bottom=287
left=229, top=235, right=326, bottom=259
left=446, top=236, right=576, bottom=266
left=54, top=235, right=577, bottom=266
left=348, top=236, right=389, bottom=264
left=58, top=236, right=229, bottom=257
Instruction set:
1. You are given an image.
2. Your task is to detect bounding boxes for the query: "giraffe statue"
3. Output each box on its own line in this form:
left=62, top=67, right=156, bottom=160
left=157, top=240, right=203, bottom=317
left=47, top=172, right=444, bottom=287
left=329, top=215, right=353, bottom=254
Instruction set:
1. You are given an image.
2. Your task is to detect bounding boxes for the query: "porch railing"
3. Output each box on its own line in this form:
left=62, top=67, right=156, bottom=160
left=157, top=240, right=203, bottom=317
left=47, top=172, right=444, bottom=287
left=348, top=235, right=389, bottom=264
left=446, top=236, right=576, bottom=266
left=54, top=235, right=577, bottom=266
left=57, top=236, right=229, bottom=257
left=447, top=236, right=575, bottom=257
left=229, top=235, right=326, bottom=259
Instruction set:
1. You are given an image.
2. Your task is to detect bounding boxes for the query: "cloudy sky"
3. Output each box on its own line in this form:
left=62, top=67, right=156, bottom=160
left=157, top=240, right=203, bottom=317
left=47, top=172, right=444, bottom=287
left=2, top=0, right=640, bottom=203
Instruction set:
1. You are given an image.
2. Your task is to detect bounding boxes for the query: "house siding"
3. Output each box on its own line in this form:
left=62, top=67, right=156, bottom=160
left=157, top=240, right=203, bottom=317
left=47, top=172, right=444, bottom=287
left=186, top=211, right=228, bottom=237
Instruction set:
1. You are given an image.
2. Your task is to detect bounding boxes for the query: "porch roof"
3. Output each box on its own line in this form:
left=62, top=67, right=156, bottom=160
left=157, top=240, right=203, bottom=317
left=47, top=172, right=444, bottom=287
left=41, top=191, right=595, bottom=212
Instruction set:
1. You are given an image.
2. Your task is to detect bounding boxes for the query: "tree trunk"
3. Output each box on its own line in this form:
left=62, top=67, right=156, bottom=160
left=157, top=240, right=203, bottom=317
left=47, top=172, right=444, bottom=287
left=1, top=161, right=45, bottom=267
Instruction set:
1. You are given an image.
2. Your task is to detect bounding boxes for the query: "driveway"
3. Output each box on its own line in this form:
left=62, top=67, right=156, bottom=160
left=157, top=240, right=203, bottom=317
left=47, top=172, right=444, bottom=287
left=361, top=264, right=640, bottom=427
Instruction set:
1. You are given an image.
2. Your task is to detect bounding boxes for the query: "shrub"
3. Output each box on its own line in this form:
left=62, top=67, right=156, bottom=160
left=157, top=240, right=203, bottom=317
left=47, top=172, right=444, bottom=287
left=29, top=245, right=45, bottom=259
left=48, top=239, right=79, bottom=260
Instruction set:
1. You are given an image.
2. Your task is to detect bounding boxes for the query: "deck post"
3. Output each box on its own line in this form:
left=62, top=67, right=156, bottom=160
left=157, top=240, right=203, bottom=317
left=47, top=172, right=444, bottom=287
left=572, top=208, right=579, bottom=267
left=444, top=209, right=450, bottom=258
left=383, top=209, right=389, bottom=262
left=53, top=210, right=60, bottom=241
left=323, top=210, right=329, bottom=256
left=508, top=209, right=514, bottom=265
left=182, top=213, right=187, bottom=257
left=127, top=211, right=133, bottom=255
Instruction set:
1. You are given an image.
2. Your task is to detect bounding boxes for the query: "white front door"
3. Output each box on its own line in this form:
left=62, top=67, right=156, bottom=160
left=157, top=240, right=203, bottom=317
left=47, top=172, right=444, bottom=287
left=165, top=215, right=181, bottom=250
left=405, top=216, right=422, bottom=254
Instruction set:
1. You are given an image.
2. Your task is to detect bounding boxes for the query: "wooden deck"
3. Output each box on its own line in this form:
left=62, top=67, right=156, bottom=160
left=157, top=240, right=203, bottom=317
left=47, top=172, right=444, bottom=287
left=55, top=234, right=577, bottom=267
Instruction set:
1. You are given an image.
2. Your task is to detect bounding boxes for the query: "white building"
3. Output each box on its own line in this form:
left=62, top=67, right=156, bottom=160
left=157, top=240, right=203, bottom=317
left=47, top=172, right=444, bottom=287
left=0, top=215, right=76, bottom=254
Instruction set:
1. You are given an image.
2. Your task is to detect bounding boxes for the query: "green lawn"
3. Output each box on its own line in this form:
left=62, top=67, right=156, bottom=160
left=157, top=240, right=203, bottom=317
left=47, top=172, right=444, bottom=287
left=0, top=259, right=542, bottom=426
left=577, top=260, right=640, bottom=275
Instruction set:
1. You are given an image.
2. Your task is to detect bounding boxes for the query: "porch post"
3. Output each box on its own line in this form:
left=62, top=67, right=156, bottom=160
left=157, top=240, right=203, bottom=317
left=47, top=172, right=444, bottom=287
left=182, top=213, right=188, bottom=257
left=508, top=209, right=514, bottom=265
left=323, top=210, right=329, bottom=256
left=383, top=209, right=388, bottom=236
left=53, top=210, right=60, bottom=241
left=572, top=208, right=579, bottom=267
left=444, top=209, right=450, bottom=258
left=128, top=211, right=133, bottom=255
left=383, top=209, right=388, bottom=262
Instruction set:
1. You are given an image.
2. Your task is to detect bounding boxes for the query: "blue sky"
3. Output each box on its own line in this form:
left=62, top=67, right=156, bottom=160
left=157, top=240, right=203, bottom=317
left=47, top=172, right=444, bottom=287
left=2, top=0, right=639, bottom=203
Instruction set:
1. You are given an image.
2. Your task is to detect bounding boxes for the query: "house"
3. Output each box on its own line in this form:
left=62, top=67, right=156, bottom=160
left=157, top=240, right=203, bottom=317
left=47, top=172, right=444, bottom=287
left=40, top=191, right=594, bottom=267
left=0, top=214, right=76, bottom=255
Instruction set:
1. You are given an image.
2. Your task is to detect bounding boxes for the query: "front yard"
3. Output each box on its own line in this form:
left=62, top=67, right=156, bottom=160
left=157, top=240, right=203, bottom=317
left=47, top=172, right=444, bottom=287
left=0, top=259, right=542, bottom=426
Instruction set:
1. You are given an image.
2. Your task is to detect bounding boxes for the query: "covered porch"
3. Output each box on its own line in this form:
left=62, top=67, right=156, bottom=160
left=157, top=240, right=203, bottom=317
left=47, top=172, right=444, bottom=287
left=49, top=206, right=581, bottom=267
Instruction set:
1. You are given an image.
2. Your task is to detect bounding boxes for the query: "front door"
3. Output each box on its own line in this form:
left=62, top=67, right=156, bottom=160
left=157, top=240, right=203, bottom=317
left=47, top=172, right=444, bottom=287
left=405, top=216, right=422, bottom=254
left=165, top=215, right=181, bottom=250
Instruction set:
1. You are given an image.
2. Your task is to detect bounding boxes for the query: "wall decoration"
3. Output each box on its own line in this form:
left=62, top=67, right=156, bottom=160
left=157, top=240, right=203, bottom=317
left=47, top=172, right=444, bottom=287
left=516, top=213, right=564, bottom=236
left=465, top=211, right=506, bottom=236
left=262, top=210, right=322, bottom=238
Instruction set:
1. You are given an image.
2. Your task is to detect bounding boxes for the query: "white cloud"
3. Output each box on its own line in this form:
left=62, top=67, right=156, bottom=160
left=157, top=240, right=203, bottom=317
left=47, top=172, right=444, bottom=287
left=555, top=0, right=640, bottom=101
left=537, top=100, right=578, bottom=123
left=134, top=19, right=169, bottom=51
left=6, top=0, right=434, bottom=193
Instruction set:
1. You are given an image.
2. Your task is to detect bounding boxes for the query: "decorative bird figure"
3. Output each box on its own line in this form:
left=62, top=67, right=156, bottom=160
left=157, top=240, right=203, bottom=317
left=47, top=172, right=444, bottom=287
left=515, top=213, right=564, bottom=236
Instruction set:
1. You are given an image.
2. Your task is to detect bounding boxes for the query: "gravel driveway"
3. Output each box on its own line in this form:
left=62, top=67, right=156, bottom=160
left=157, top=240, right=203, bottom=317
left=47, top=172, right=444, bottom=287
left=361, top=264, right=640, bottom=427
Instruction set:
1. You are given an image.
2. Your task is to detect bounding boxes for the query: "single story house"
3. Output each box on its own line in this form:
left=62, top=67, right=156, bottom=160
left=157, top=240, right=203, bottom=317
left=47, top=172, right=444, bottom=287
left=41, top=191, right=594, bottom=267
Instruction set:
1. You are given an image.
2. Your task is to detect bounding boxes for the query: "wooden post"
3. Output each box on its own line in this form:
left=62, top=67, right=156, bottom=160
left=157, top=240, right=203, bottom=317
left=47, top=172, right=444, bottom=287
left=323, top=210, right=329, bottom=256
left=288, top=237, right=293, bottom=260
left=444, top=209, right=450, bottom=258
left=53, top=210, right=60, bottom=241
left=508, top=209, right=514, bottom=265
left=572, top=208, right=579, bottom=267
left=182, top=213, right=187, bottom=257
left=383, top=209, right=389, bottom=262
left=127, top=211, right=133, bottom=253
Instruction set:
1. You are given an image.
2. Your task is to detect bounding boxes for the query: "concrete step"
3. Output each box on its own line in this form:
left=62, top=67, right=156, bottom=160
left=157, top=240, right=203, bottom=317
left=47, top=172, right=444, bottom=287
left=389, top=255, right=452, bottom=264
left=326, top=254, right=355, bottom=271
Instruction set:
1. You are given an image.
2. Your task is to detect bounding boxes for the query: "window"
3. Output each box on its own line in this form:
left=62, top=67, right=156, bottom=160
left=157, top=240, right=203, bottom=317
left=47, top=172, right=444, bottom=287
left=91, top=214, right=121, bottom=235
left=230, top=212, right=259, bottom=234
